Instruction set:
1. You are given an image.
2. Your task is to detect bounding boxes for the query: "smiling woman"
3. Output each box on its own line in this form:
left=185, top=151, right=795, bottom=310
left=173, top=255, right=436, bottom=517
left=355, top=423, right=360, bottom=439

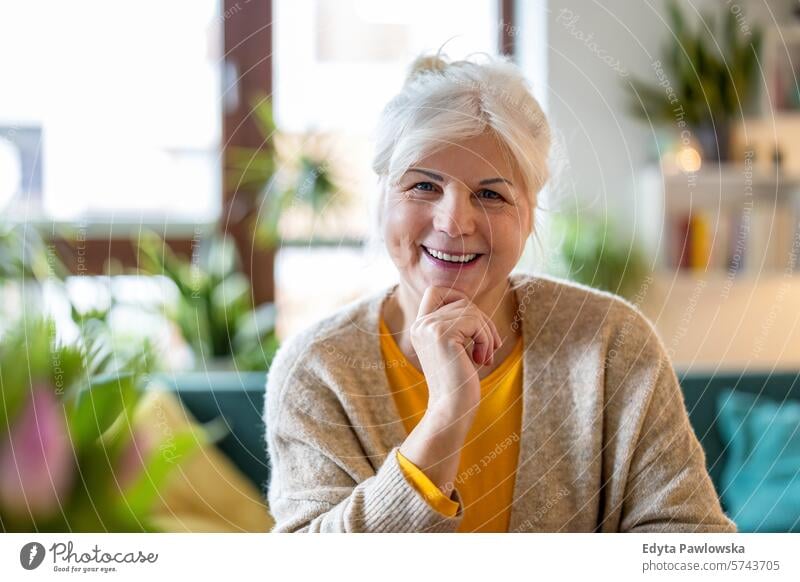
left=381, top=131, right=532, bottom=351
left=264, top=52, right=737, bottom=533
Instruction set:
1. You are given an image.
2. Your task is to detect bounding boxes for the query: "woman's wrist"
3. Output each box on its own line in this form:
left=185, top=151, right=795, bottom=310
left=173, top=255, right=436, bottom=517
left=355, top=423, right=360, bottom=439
left=424, top=399, right=477, bottom=432
left=398, top=405, right=475, bottom=494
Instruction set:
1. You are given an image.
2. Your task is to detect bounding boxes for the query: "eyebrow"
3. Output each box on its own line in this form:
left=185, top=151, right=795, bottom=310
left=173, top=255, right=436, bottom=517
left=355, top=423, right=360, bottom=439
left=407, top=168, right=514, bottom=187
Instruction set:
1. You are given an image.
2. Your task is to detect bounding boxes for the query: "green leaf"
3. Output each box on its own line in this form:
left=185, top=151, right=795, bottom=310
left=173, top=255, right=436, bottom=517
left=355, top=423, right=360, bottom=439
left=624, top=0, right=762, bottom=127
left=65, top=371, right=140, bottom=451
left=551, top=211, right=651, bottom=300
left=250, top=96, right=276, bottom=140
left=0, top=317, right=74, bottom=424
left=227, top=147, right=275, bottom=191
left=625, top=78, right=674, bottom=121
left=118, top=418, right=227, bottom=517
left=666, top=0, right=685, bottom=41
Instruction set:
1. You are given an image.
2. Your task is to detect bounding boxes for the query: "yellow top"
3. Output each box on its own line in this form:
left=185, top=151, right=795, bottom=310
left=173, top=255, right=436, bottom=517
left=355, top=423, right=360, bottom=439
left=379, top=317, right=523, bottom=532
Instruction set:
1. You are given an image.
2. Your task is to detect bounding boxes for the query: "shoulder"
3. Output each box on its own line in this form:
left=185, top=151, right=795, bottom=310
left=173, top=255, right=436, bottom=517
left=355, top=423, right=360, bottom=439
left=511, top=271, right=656, bottom=329
left=512, top=271, right=662, bottom=356
left=264, top=285, right=392, bottom=422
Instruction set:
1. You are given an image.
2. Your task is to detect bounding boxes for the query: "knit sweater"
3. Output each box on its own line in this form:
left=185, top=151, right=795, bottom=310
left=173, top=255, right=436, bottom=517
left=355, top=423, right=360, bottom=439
left=264, top=272, right=738, bottom=533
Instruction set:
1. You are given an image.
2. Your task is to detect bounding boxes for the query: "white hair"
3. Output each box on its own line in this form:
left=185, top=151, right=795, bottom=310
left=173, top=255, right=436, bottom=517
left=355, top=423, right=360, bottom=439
left=368, top=51, right=552, bottom=259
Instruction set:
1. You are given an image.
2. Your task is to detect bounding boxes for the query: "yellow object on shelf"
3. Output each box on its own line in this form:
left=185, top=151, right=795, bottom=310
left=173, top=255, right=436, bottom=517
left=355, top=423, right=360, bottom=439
left=689, top=212, right=713, bottom=271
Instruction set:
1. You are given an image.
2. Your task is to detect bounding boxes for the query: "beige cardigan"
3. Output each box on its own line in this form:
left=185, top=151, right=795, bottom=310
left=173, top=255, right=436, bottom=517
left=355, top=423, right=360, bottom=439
left=264, top=273, right=737, bottom=533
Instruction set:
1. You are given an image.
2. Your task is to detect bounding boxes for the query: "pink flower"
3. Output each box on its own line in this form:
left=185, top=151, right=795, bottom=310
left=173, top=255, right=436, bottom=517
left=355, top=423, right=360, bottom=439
left=0, top=384, right=74, bottom=519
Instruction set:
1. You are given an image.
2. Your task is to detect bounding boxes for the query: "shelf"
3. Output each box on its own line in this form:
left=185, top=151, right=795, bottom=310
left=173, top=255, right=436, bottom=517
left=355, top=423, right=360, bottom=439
left=653, top=268, right=799, bottom=283
left=636, top=164, right=800, bottom=277
left=661, top=164, right=800, bottom=190
left=639, top=271, right=800, bottom=370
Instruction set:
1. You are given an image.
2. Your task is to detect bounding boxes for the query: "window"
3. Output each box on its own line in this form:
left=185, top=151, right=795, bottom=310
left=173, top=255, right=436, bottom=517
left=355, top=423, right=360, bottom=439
left=0, top=0, right=222, bottom=224
left=274, top=0, right=499, bottom=134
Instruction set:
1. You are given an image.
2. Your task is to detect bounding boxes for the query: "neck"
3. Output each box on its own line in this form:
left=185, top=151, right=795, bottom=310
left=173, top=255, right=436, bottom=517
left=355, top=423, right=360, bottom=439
left=385, top=278, right=520, bottom=346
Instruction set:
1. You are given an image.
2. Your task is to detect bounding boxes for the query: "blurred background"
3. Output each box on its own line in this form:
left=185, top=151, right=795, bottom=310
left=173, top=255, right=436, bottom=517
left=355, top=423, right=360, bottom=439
left=1, top=0, right=799, bottom=533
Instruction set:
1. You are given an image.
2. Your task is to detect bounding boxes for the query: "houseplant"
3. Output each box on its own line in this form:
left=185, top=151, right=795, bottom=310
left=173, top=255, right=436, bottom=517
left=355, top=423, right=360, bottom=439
left=625, top=0, right=762, bottom=161
left=549, top=210, right=651, bottom=301
left=227, top=96, right=341, bottom=247
left=0, top=316, right=210, bottom=532
left=0, top=222, right=63, bottom=282
left=0, top=222, right=68, bottom=336
left=136, top=229, right=278, bottom=372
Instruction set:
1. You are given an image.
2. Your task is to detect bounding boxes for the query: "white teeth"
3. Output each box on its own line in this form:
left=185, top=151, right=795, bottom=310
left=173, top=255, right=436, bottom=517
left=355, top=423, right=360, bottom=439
left=423, top=246, right=478, bottom=263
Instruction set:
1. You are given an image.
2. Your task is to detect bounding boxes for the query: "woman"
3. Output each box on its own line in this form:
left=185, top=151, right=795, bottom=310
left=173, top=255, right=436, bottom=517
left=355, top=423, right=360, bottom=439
left=264, top=53, right=736, bottom=533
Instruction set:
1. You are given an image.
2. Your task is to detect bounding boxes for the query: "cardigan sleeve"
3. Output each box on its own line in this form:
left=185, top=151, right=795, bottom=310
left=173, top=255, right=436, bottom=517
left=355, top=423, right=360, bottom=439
left=396, top=450, right=460, bottom=518
left=265, top=349, right=464, bottom=533
left=608, top=309, right=738, bottom=533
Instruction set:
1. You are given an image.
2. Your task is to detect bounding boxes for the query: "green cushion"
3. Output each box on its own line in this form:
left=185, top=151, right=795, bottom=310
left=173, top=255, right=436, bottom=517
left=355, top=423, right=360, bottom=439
left=716, top=388, right=800, bottom=532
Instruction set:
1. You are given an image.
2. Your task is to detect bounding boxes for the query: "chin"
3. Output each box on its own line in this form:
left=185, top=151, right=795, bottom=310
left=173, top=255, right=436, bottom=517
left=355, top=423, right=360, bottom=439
left=419, top=272, right=480, bottom=294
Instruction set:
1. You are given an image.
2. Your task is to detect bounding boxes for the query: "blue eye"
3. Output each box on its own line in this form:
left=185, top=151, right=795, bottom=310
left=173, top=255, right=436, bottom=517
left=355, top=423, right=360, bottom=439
left=477, top=189, right=504, bottom=201
left=413, top=182, right=436, bottom=192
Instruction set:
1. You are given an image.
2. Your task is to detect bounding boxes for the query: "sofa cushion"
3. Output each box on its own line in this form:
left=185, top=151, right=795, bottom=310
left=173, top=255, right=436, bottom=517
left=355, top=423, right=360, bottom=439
left=716, top=388, right=800, bottom=532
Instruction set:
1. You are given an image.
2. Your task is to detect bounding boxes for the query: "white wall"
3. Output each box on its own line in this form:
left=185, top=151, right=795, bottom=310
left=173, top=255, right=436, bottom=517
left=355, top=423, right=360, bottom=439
left=539, top=0, right=796, bottom=227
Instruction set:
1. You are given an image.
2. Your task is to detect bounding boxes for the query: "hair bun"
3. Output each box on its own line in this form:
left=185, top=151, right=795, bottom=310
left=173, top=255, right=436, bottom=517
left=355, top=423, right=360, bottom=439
left=405, top=54, right=448, bottom=85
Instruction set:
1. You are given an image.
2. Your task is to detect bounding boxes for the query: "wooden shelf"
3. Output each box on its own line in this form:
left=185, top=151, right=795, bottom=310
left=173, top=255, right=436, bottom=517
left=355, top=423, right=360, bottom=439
left=640, top=270, right=800, bottom=370
left=654, top=268, right=799, bottom=283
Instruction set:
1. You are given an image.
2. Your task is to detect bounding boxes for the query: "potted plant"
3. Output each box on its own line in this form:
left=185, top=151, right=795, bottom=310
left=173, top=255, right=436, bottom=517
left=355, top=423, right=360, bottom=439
left=136, top=230, right=279, bottom=372
left=134, top=230, right=278, bottom=489
left=625, top=0, right=762, bottom=161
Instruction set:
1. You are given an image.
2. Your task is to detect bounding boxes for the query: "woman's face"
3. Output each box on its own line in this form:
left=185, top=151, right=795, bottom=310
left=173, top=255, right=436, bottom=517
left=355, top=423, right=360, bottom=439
left=382, top=131, right=532, bottom=302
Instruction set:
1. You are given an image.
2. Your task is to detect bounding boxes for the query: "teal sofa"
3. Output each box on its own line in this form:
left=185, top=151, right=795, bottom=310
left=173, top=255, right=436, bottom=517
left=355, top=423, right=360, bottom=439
left=677, top=369, right=800, bottom=499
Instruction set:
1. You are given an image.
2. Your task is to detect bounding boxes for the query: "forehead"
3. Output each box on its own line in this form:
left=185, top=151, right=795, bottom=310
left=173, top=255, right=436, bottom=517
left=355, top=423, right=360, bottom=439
left=410, top=132, right=521, bottom=184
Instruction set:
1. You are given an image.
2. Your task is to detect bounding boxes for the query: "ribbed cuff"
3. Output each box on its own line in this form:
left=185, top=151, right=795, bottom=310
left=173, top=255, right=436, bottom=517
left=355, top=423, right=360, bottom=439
left=396, top=449, right=460, bottom=517
left=362, top=446, right=464, bottom=532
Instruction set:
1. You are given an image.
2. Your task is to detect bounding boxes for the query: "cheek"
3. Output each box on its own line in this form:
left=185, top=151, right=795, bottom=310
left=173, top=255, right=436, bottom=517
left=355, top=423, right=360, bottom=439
left=383, top=200, right=425, bottom=268
left=487, top=211, right=528, bottom=253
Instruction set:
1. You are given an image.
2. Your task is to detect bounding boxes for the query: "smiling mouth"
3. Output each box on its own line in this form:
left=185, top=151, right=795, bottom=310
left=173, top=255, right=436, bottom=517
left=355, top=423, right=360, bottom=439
left=421, top=245, right=483, bottom=265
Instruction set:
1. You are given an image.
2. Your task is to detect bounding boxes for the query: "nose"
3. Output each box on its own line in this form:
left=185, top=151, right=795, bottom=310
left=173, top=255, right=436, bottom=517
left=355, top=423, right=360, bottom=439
left=432, top=187, right=476, bottom=238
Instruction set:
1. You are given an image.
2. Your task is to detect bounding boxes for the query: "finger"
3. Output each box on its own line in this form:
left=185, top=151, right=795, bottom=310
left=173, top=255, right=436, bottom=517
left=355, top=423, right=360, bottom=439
left=454, top=302, right=500, bottom=355
left=455, top=312, right=493, bottom=366
left=472, top=339, right=488, bottom=367
left=490, top=317, right=502, bottom=350
left=475, top=312, right=498, bottom=362
left=480, top=311, right=501, bottom=355
left=416, top=287, right=441, bottom=319
left=469, top=317, right=494, bottom=366
left=423, top=297, right=497, bottom=364
left=486, top=320, right=498, bottom=364
left=417, top=286, right=470, bottom=319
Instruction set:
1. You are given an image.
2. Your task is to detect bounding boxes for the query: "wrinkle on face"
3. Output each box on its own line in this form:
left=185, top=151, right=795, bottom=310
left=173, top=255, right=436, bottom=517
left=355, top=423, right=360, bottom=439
left=380, top=131, right=534, bottom=302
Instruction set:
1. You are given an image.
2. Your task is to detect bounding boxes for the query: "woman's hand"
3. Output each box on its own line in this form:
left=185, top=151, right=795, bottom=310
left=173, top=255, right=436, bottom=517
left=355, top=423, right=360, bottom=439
left=410, top=286, right=503, bottom=417
left=397, top=286, right=503, bottom=497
